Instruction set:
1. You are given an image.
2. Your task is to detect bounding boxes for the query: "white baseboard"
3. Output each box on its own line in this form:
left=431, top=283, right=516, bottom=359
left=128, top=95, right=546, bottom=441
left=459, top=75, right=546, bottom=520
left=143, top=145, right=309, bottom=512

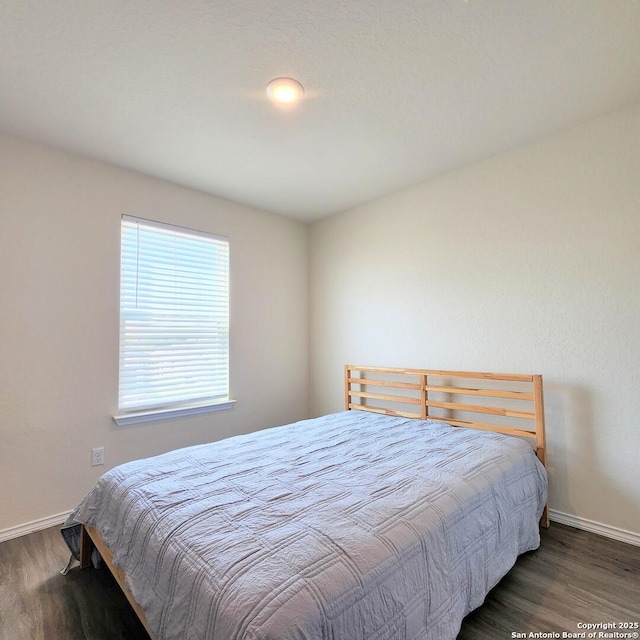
left=2, top=508, right=638, bottom=548
left=550, top=509, right=640, bottom=547
left=0, top=511, right=71, bottom=544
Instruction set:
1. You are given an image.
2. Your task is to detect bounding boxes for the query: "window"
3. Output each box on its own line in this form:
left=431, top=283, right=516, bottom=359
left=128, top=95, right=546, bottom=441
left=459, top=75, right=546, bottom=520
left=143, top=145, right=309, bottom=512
left=114, top=216, right=231, bottom=425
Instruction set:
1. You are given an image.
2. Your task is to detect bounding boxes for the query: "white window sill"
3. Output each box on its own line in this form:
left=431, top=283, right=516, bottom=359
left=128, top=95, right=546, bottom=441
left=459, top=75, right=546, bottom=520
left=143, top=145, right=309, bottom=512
left=112, top=399, right=236, bottom=426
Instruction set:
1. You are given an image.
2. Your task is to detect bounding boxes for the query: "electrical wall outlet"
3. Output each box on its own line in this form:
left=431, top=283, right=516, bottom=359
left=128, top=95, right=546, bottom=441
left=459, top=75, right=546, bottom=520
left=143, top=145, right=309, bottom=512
left=92, top=447, right=105, bottom=466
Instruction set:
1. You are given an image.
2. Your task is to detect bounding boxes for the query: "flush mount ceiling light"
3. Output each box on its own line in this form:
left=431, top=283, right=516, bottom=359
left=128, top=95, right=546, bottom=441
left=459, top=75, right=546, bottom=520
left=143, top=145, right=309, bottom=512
left=266, top=77, right=304, bottom=105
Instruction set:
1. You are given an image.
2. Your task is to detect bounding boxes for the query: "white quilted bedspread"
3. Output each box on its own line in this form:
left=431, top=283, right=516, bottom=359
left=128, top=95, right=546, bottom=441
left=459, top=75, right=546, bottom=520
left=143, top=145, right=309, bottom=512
left=70, top=411, right=547, bottom=640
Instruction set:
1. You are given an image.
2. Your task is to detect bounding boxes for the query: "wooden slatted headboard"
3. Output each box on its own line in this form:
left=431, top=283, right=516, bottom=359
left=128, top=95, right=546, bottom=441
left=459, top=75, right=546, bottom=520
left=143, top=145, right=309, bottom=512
left=345, top=364, right=548, bottom=525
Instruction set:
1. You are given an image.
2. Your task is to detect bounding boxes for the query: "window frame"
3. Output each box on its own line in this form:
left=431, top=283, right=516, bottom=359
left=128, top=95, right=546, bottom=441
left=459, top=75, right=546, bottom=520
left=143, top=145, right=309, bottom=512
left=113, top=215, right=234, bottom=426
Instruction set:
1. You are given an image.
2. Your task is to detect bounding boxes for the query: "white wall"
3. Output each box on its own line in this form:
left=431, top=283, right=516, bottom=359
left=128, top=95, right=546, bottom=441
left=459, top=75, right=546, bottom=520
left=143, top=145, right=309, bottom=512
left=0, top=134, right=309, bottom=533
left=310, top=106, right=640, bottom=537
left=3, top=104, right=640, bottom=540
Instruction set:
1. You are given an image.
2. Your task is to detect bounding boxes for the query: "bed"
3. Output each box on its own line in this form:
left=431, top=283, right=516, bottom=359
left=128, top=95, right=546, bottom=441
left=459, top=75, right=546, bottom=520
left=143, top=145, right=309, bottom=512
left=64, top=365, right=548, bottom=640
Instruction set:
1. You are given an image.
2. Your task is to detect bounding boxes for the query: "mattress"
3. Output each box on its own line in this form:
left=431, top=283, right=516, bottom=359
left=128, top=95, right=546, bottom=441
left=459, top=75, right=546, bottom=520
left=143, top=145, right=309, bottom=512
left=67, top=410, right=547, bottom=640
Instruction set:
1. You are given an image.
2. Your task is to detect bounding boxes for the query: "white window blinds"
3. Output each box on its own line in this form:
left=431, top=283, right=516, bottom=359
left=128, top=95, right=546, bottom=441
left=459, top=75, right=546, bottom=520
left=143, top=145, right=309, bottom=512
left=118, top=216, right=229, bottom=413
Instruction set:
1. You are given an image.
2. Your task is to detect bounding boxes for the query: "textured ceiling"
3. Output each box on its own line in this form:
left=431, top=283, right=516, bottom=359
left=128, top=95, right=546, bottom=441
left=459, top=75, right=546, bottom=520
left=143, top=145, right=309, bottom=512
left=2, top=1, right=640, bottom=222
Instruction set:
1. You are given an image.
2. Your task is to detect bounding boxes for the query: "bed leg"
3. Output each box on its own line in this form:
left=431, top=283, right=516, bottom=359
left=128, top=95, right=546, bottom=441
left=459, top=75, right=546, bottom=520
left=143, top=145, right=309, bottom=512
left=541, top=504, right=550, bottom=528
left=79, top=525, right=93, bottom=569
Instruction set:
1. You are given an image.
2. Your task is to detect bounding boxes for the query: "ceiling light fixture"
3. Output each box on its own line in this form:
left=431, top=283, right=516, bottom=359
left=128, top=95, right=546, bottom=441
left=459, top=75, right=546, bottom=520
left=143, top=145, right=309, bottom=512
left=266, top=77, right=304, bottom=105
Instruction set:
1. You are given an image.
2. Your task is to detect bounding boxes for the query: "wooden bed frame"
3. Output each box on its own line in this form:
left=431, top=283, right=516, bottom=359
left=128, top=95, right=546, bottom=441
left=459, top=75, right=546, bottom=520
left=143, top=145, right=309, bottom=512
left=80, top=364, right=548, bottom=637
left=80, top=524, right=153, bottom=636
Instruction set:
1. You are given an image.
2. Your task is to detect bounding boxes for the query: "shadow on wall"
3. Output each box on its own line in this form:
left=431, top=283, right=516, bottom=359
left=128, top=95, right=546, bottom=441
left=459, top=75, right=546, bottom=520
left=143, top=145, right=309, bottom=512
left=543, top=381, right=583, bottom=521
left=544, top=381, right=639, bottom=536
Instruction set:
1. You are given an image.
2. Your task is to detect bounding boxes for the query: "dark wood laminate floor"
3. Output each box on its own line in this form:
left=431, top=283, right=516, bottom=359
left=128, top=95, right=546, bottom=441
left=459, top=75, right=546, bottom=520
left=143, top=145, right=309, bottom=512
left=0, top=523, right=638, bottom=640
